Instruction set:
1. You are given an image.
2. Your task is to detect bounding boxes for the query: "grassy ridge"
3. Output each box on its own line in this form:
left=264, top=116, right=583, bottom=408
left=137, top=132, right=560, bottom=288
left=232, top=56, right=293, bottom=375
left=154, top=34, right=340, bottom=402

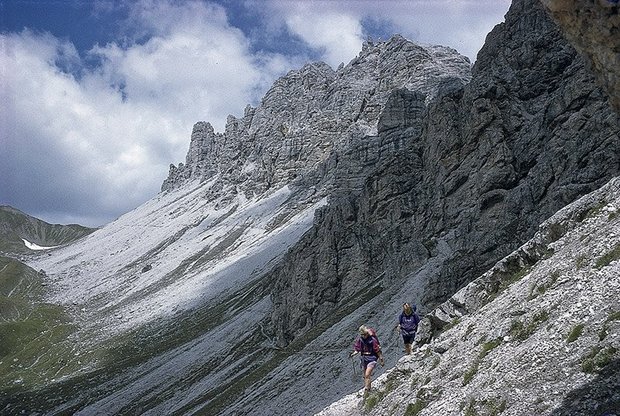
left=0, top=206, right=95, bottom=254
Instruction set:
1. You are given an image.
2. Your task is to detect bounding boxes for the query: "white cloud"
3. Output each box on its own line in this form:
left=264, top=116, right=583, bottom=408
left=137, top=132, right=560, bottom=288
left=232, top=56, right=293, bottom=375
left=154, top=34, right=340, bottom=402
left=263, top=0, right=510, bottom=64
left=0, top=0, right=291, bottom=227
left=284, top=10, right=364, bottom=68
left=366, top=0, right=512, bottom=61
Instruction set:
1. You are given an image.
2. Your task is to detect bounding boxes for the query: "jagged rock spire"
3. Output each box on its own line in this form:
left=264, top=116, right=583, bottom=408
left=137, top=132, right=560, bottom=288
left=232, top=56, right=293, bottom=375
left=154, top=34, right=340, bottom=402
left=161, top=35, right=472, bottom=193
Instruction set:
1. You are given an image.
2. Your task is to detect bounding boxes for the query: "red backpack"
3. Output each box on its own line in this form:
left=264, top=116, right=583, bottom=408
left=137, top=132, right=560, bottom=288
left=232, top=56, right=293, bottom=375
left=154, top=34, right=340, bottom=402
left=366, top=328, right=381, bottom=351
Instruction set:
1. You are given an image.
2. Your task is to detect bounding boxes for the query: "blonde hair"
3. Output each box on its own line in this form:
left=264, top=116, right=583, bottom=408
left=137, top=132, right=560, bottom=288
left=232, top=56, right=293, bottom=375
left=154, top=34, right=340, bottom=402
left=359, top=325, right=370, bottom=335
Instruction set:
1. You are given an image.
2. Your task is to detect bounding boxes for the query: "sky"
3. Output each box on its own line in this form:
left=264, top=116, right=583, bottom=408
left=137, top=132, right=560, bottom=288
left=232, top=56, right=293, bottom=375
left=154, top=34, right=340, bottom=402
left=0, top=0, right=511, bottom=227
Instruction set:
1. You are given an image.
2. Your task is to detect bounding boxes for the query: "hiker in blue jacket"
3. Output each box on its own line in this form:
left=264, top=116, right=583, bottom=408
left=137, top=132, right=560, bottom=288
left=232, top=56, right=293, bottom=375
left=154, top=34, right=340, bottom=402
left=396, top=303, right=420, bottom=355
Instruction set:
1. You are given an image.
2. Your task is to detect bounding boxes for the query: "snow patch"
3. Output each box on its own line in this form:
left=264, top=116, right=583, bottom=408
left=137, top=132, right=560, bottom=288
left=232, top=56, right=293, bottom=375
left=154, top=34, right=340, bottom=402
left=22, top=239, right=59, bottom=251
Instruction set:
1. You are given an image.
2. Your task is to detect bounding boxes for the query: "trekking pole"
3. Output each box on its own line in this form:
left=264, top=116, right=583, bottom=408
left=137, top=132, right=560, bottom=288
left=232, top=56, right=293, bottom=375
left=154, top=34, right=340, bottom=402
left=395, top=327, right=401, bottom=352
left=349, top=351, right=358, bottom=381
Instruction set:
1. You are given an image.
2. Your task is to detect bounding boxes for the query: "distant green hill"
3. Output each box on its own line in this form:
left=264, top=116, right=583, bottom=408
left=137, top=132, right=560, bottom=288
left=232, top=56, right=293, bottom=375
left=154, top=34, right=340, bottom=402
left=0, top=206, right=96, bottom=254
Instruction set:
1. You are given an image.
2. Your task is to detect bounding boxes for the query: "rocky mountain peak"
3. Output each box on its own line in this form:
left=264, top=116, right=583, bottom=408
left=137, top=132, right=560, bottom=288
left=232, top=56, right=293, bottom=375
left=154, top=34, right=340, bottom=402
left=161, top=35, right=472, bottom=195
left=267, top=0, right=619, bottom=356
left=278, top=61, right=335, bottom=87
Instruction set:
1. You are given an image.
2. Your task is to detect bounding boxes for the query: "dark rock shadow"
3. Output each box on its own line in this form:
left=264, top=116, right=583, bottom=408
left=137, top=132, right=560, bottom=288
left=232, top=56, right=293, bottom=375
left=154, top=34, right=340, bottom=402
left=550, top=358, right=620, bottom=416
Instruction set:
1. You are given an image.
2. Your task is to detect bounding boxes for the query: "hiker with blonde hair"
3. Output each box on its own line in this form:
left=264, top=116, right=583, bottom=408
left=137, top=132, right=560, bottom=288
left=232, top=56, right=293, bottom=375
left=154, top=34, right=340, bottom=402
left=349, top=325, right=384, bottom=394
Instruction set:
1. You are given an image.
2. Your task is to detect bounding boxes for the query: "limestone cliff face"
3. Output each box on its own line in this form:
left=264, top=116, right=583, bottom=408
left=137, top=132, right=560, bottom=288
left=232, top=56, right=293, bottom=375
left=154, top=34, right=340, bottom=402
left=540, top=0, right=620, bottom=112
left=318, top=176, right=620, bottom=416
left=269, top=0, right=620, bottom=346
left=161, top=36, right=471, bottom=199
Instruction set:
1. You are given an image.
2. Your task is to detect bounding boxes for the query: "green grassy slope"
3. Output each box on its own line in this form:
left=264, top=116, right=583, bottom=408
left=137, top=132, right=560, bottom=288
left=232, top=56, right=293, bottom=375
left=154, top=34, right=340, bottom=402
left=0, top=257, right=76, bottom=390
left=0, top=206, right=95, bottom=254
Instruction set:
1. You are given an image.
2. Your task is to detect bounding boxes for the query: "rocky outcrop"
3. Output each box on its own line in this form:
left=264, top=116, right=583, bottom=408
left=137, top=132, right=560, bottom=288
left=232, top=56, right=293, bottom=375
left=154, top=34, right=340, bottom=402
left=269, top=0, right=620, bottom=346
left=149, top=0, right=620, bottom=412
left=317, top=176, right=620, bottom=416
left=161, top=36, right=472, bottom=196
left=540, top=0, right=620, bottom=112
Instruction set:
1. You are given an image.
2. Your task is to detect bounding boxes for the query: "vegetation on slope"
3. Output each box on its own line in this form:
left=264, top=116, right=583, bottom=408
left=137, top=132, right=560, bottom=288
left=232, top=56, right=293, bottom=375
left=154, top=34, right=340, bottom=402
left=0, top=206, right=95, bottom=254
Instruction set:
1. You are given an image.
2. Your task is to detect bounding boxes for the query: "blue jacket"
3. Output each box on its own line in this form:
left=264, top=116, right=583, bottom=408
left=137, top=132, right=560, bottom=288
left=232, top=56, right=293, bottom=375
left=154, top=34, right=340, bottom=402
left=399, top=311, right=420, bottom=335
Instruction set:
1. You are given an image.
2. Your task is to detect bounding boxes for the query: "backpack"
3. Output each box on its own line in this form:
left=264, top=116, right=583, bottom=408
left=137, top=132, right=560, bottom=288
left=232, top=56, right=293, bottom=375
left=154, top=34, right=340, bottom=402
left=355, top=328, right=381, bottom=354
left=366, top=328, right=381, bottom=350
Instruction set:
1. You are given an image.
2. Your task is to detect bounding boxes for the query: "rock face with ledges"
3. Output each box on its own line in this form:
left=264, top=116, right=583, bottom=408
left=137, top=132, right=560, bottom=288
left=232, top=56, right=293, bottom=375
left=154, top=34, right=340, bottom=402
left=317, top=176, right=620, bottom=416
left=540, top=0, right=620, bottom=112
left=268, top=0, right=620, bottom=347
left=161, top=35, right=472, bottom=200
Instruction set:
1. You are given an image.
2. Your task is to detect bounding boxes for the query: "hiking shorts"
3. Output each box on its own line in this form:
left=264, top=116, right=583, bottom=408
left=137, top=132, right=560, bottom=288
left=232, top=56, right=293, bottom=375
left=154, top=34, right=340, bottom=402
left=361, top=355, right=378, bottom=371
left=401, top=329, right=416, bottom=344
